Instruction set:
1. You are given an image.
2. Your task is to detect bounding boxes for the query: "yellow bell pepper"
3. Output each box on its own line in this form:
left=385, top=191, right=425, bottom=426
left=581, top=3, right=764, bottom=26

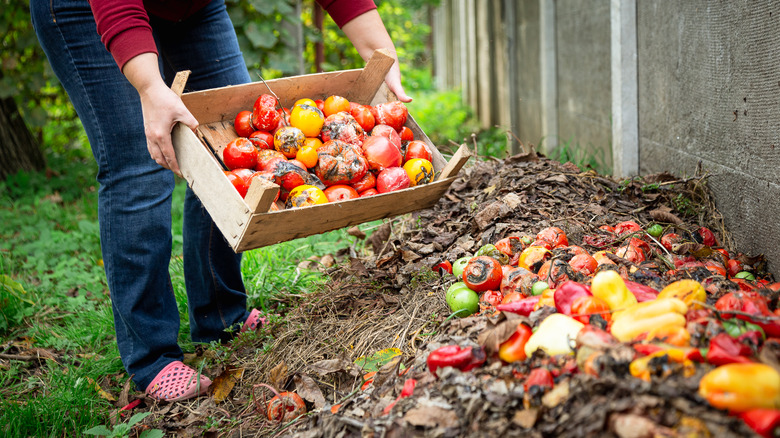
left=610, top=297, right=688, bottom=342
left=646, top=325, right=691, bottom=347
left=590, top=270, right=637, bottom=311
left=699, top=363, right=780, bottom=412
left=657, top=279, right=707, bottom=309
left=524, top=313, right=585, bottom=357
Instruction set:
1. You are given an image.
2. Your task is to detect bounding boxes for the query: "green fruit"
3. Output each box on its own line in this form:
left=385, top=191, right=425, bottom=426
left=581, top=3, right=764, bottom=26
left=452, top=256, right=472, bottom=278
left=448, top=286, right=479, bottom=317
left=734, top=271, right=755, bottom=281
left=531, top=281, right=549, bottom=296
left=646, top=224, right=663, bottom=238
left=445, top=282, right=472, bottom=306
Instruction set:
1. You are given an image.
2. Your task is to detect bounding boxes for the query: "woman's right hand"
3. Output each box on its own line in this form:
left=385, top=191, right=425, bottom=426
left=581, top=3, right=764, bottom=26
left=124, top=53, right=199, bottom=176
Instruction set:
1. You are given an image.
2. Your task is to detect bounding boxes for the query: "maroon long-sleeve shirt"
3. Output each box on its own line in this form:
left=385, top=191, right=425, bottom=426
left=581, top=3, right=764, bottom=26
left=91, top=0, right=377, bottom=70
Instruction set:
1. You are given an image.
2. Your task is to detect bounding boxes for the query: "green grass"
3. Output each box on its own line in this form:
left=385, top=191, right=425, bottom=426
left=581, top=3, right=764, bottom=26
left=0, top=153, right=377, bottom=437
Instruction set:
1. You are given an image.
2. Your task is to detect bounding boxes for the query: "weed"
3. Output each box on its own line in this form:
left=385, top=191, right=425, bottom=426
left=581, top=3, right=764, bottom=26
left=545, top=137, right=612, bottom=175
left=84, top=412, right=164, bottom=438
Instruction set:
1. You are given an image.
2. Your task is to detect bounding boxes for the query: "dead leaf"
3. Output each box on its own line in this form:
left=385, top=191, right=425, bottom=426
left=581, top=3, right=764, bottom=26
left=650, top=208, right=683, bottom=225
left=87, top=377, right=116, bottom=401
left=308, top=358, right=359, bottom=377
left=477, top=312, right=530, bottom=356
left=505, top=151, right=539, bottom=163
left=370, top=356, right=403, bottom=398
left=347, top=226, right=366, bottom=240
left=403, top=405, right=459, bottom=428
left=319, top=254, right=335, bottom=267
left=293, top=373, right=327, bottom=409
left=210, top=366, right=244, bottom=403
left=371, top=222, right=392, bottom=254
left=268, top=361, right=288, bottom=390
left=475, top=201, right=510, bottom=230
left=348, top=257, right=370, bottom=277
left=512, top=408, right=539, bottom=428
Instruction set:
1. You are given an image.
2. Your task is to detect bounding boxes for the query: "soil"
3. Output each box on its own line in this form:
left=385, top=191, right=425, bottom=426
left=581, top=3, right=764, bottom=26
left=139, top=151, right=771, bottom=437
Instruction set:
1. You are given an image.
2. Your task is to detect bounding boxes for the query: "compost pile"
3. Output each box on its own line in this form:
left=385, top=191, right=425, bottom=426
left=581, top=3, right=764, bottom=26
left=147, top=152, right=778, bottom=437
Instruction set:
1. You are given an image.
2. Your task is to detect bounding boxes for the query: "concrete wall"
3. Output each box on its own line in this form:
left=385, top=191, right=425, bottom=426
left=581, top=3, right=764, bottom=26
left=637, top=1, right=780, bottom=274
left=555, top=0, right=613, bottom=167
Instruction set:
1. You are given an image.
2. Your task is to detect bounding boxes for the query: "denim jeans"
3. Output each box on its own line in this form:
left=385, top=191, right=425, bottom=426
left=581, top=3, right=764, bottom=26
left=31, top=0, right=252, bottom=390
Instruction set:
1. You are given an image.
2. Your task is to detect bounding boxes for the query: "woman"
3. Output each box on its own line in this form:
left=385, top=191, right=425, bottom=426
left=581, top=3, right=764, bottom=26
left=31, top=0, right=410, bottom=402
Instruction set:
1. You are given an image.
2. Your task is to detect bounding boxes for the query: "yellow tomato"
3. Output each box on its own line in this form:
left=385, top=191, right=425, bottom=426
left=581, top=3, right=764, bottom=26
left=290, top=104, right=325, bottom=137
left=293, top=98, right=316, bottom=108
left=286, top=185, right=328, bottom=208
left=402, top=158, right=435, bottom=186
left=295, top=142, right=320, bottom=168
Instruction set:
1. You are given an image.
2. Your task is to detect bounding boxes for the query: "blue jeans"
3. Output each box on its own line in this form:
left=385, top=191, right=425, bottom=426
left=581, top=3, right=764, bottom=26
left=31, top=0, right=252, bottom=390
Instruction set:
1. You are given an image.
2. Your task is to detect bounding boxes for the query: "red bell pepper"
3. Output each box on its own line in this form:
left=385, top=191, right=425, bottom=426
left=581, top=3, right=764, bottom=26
left=553, top=280, right=592, bottom=315
left=426, top=345, right=486, bottom=377
left=706, top=333, right=754, bottom=366
left=498, top=323, right=533, bottom=363
left=624, top=280, right=659, bottom=302
left=524, top=367, right=554, bottom=392
left=497, top=296, right=540, bottom=316
left=739, top=409, right=780, bottom=438
left=432, top=260, right=452, bottom=275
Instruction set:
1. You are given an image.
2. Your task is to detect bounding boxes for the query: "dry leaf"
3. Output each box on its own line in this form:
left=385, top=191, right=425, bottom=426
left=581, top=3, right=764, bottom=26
left=268, top=361, right=288, bottom=390
left=649, top=208, right=683, bottom=225
left=293, top=373, right=327, bottom=409
left=477, top=312, right=530, bottom=356
left=371, top=222, right=392, bottom=254
left=308, top=358, right=359, bottom=377
left=211, top=366, right=244, bottom=403
left=512, top=408, right=539, bottom=428
left=403, top=405, right=459, bottom=428
left=347, top=226, right=366, bottom=239
left=87, top=377, right=116, bottom=401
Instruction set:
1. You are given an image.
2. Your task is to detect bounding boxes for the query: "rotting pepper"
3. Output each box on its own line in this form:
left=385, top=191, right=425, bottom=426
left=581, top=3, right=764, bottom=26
left=705, top=333, right=754, bottom=366
left=739, top=409, right=780, bottom=438
left=591, top=270, right=638, bottom=311
left=629, top=349, right=695, bottom=382
left=426, top=345, right=486, bottom=378
left=571, top=295, right=611, bottom=324
left=524, top=313, right=585, bottom=357
left=382, top=378, right=417, bottom=415
left=553, top=280, right=592, bottom=315
left=610, top=297, right=688, bottom=343
left=498, top=322, right=533, bottom=363
left=497, top=296, right=540, bottom=316
left=699, top=363, right=780, bottom=412
left=657, top=279, right=707, bottom=309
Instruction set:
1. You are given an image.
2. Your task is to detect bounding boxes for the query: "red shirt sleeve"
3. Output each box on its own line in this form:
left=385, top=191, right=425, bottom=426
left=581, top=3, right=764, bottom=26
left=90, top=0, right=157, bottom=71
left=316, top=0, right=377, bottom=28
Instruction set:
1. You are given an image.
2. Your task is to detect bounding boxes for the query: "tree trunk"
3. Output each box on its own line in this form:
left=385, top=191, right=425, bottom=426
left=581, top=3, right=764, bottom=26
left=0, top=96, right=44, bottom=180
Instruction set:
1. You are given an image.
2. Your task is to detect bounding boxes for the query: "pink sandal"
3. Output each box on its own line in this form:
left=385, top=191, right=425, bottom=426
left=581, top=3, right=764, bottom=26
left=145, top=361, right=211, bottom=402
left=240, top=308, right=267, bottom=333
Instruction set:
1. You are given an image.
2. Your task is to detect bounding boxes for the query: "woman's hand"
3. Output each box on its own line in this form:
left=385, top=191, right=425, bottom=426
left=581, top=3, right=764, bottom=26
left=341, top=9, right=412, bottom=103
left=123, top=53, right=199, bottom=176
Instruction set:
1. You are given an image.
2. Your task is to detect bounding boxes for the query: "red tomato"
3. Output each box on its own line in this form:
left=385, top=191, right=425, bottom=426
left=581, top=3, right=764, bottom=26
left=234, top=110, right=254, bottom=137
left=248, top=130, right=274, bottom=150
left=323, top=184, right=359, bottom=202
left=536, top=227, right=568, bottom=249
left=495, top=236, right=524, bottom=257
left=225, top=170, right=250, bottom=197
left=661, top=233, right=683, bottom=251
left=251, top=94, right=281, bottom=132
left=223, top=137, right=258, bottom=170
left=462, top=256, right=503, bottom=292
left=399, top=126, right=414, bottom=142
left=350, top=103, right=376, bottom=132
left=273, top=161, right=311, bottom=192
left=359, top=188, right=378, bottom=197
left=480, top=290, right=504, bottom=307
left=404, top=140, right=433, bottom=162
left=373, top=101, right=408, bottom=132
left=613, top=220, right=641, bottom=235
left=362, top=135, right=403, bottom=171
left=695, top=227, right=718, bottom=247
left=351, top=171, right=376, bottom=193
left=569, top=253, right=598, bottom=276
left=376, top=167, right=410, bottom=193
left=314, top=140, right=368, bottom=186
left=599, top=224, right=615, bottom=233
left=256, top=149, right=286, bottom=171
left=371, top=124, right=402, bottom=151
left=267, top=392, right=306, bottom=422
left=615, top=244, right=646, bottom=264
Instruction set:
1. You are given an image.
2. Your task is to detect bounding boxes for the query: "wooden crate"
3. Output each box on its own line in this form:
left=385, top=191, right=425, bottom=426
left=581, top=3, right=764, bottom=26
left=171, top=50, right=470, bottom=252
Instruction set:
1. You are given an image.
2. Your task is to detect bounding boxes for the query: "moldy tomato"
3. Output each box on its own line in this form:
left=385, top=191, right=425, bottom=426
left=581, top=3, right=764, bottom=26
left=320, top=112, right=365, bottom=146
left=403, top=158, right=434, bottom=186
left=462, top=256, right=503, bottom=292
left=267, top=392, right=306, bottom=422
left=273, top=126, right=305, bottom=158
left=286, top=185, right=328, bottom=208
left=351, top=171, right=376, bottom=193
left=248, top=130, right=274, bottom=150
left=536, top=226, right=568, bottom=249
left=314, top=140, right=368, bottom=186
